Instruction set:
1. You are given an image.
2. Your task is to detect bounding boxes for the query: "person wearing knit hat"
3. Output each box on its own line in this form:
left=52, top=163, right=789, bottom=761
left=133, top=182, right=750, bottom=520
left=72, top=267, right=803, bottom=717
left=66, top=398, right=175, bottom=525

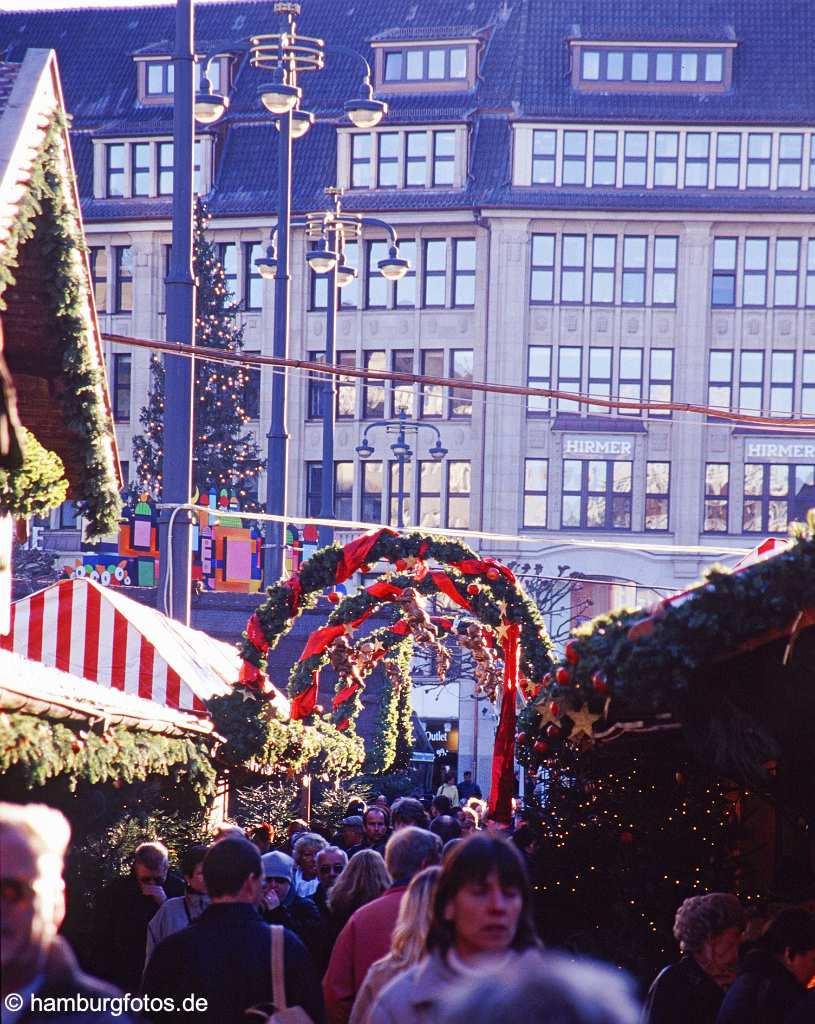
left=260, top=850, right=322, bottom=965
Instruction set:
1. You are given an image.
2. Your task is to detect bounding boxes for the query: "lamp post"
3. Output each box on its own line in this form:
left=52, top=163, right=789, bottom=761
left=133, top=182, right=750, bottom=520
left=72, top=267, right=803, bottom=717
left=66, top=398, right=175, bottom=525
left=256, top=190, right=410, bottom=547
left=356, top=411, right=448, bottom=529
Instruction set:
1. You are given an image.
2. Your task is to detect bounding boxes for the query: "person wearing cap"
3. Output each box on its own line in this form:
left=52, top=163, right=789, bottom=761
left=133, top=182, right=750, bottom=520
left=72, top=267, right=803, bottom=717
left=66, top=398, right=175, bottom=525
left=259, top=850, right=322, bottom=965
left=337, top=816, right=365, bottom=852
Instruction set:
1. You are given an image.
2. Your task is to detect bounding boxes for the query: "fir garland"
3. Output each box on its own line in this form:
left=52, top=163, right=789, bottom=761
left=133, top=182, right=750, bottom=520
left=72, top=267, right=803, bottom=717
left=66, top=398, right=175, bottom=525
left=0, top=113, right=121, bottom=536
left=522, top=515, right=815, bottom=775
left=0, top=711, right=215, bottom=803
left=0, top=427, right=68, bottom=517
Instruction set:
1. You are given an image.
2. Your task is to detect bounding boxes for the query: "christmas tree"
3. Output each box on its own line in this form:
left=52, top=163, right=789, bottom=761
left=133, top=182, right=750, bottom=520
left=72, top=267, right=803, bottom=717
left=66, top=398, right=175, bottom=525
left=132, top=200, right=264, bottom=505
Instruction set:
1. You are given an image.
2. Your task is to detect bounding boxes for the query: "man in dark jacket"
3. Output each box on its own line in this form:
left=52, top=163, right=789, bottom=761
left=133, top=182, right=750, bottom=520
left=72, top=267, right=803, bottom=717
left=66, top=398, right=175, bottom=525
left=346, top=807, right=390, bottom=857
left=457, top=771, right=482, bottom=803
left=259, top=850, right=323, bottom=965
left=90, top=841, right=184, bottom=993
left=142, top=838, right=324, bottom=1024
left=1, top=801, right=138, bottom=1024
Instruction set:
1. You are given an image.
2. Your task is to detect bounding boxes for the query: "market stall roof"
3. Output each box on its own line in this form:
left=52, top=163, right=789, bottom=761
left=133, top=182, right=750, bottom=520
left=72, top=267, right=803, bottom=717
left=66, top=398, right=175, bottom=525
left=0, top=648, right=214, bottom=739
left=0, top=577, right=290, bottom=717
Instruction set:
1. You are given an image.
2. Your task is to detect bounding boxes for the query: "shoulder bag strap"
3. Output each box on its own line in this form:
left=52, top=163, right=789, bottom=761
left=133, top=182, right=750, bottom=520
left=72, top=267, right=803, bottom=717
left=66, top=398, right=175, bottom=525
left=270, top=925, right=287, bottom=1011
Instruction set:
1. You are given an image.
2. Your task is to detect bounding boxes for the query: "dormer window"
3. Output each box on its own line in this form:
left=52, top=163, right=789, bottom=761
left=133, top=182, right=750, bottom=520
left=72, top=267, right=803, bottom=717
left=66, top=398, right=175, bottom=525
left=135, top=55, right=228, bottom=105
left=145, top=61, right=174, bottom=97
left=372, top=38, right=478, bottom=92
left=571, top=41, right=735, bottom=93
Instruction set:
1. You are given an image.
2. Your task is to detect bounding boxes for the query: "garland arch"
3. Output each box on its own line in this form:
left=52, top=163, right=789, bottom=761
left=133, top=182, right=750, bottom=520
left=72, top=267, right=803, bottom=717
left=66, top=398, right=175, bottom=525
left=238, top=528, right=556, bottom=818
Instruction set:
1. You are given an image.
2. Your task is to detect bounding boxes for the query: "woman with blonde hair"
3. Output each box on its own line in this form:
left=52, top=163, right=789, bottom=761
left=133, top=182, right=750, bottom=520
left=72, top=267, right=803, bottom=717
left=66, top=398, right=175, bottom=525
left=349, top=865, right=441, bottom=1024
left=320, top=849, right=391, bottom=972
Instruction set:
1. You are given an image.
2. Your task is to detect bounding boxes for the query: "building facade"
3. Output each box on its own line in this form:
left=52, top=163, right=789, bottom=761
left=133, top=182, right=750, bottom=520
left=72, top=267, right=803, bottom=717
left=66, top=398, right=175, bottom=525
left=3, top=0, right=814, bottom=780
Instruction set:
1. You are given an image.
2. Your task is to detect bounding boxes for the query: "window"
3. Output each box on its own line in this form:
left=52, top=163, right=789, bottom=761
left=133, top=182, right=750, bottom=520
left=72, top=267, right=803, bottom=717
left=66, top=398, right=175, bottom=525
left=743, top=238, right=769, bottom=306
left=131, top=142, right=150, bottom=196
left=769, top=350, right=795, bottom=417
left=715, top=133, right=740, bottom=187
left=707, top=350, right=733, bottom=411
left=532, top=130, right=556, bottom=185
left=452, top=239, right=476, bottom=307
left=684, top=133, right=710, bottom=188
left=90, top=247, right=107, bottom=313
left=655, top=52, right=673, bottom=81
left=145, top=60, right=173, bottom=96
left=649, top=349, right=674, bottom=416
left=106, top=143, right=125, bottom=197
left=391, top=350, right=414, bottom=416
left=309, top=256, right=327, bottom=311
left=336, top=351, right=356, bottom=419
left=447, top=461, right=470, bottom=529
left=366, top=240, right=389, bottom=308
left=591, top=236, right=615, bottom=304
left=631, top=51, right=649, bottom=81
left=530, top=234, right=555, bottom=303
left=432, top=131, right=456, bottom=186
left=112, top=353, right=131, bottom=422
left=803, top=353, right=815, bottom=416
left=808, top=240, right=815, bottom=307
left=619, top=348, right=643, bottom=415
left=582, top=51, right=600, bottom=80
left=244, top=243, right=263, bottom=310
left=562, top=131, right=587, bottom=186
left=576, top=45, right=728, bottom=88
left=380, top=45, right=468, bottom=84
left=306, top=462, right=354, bottom=519
left=527, top=346, right=551, bottom=414
left=651, top=236, right=678, bottom=305
left=113, top=246, right=133, bottom=313
left=405, top=132, right=427, bottom=187
left=423, top=240, right=447, bottom=307
left=450, top=349, right=473, bottom=418
left=157, top=243, right=170, bottom=315
left=623, top=132, right=647, bottom=187
left=679, top=52, right=698, bottom=82
left=384, top=51, right=403, bottom=81
left=560, top=235, right=586, bottom=303
left=340, top=239, right=360, bottom=308
left=712, top=238, right=737, bottom=306
left=562, top=459, right=632, bottom=530
left=606, top=51, right=624, bottom=80
left=388, top=461, right=412, bottom=527
left=417, top=461, right=441, bottom=528
left=739, top=350, right=764, bottom=414
left=621, top=236, right=646, bottom=304
left=810, top=140, right=815, bottom=189
left=377, top=132, right=399, bottom=187
left=774, top=239, right=800, bottom=307
left=706, top=52, right=724, bottom=82
left=778, top=134, right=803, bottom=188
left=119, top=460, right=130, bottom=490
left=645, top=462, right=670, bottom=531
left=703, top=464, right=729, bottom=532
left=59, top=501, right=79, bottom=529
left=157, top=142, right=174, bottom=195
left=218, top=242, right=238, bottom=299
left=557, top=347, right=582, bottom=412
left=351, top=134, right=371, bottom=188
left=654, top=132, right=679, bottom=187
left=307, top=351, right=324, bottom=419
left=420, top=350, right=444, bottom=417
left=394, top=239, right=416, bottom=307
left=361, top=462, right=383, bottom=522
left=523, top=459, right=548, bottom=527
left=743, top=463, right=815, bottom=533
left=592, top=131, right=617, bottom=186
left=363, top=350, right=386, bottom=418
left=587, top=347, right=612, bottom=413
left=243, top=351, right=261, bottom=420
left=746, top=133, right=771, bottom=188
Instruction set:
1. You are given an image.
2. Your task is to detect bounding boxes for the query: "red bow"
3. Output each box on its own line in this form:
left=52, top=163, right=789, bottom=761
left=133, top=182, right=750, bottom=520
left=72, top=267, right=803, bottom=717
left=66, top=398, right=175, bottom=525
left=290, top=672, right=318, bottom=720
left=245, top=613, right=268, bottom=654
left=430, top=570, right=472, bottom=611
left=335, top=528, right=397, bottom=583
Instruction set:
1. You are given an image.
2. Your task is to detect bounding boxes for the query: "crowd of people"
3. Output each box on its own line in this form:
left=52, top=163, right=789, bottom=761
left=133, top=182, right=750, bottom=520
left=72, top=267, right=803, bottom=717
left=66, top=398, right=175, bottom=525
left=1, top=782, right=814, bottom=1024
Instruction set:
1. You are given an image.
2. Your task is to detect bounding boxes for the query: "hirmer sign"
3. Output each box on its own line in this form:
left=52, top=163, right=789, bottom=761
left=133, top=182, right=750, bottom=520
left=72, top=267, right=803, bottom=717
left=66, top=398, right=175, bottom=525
left=563, top=436, right=635, bottom=457
left=745, top=441, right=815, bottom=460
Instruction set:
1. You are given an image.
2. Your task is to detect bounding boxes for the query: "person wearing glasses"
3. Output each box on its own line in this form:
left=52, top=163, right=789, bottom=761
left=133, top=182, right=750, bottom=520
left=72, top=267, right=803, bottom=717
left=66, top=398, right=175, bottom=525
left=89, top=839, right=184, bottom=993
left=314, top=847, right=348, bottom=920
left=1, top=802, right=138, bottom=1023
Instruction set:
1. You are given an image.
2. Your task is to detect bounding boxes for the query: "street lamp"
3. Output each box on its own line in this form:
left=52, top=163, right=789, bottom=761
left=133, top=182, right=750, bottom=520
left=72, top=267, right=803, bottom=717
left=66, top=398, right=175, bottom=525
left=356, top=411, right=448, bottom=530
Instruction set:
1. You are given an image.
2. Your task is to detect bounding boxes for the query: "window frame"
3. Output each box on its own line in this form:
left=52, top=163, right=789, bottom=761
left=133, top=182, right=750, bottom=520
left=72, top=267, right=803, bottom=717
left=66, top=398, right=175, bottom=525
left=621, top=235, right=647, bottom=305
left=560, top=234, right=586, bottom=304
left=703, top=463, right=730, bottom=533
left=530, top=233, right=555, bottom=304
left=561, top=458, right=633, bottom=531
left=773, top=238, right=800, bottom=308
left=113, top=245, right=133, bottom=314
left=422, top=239, right=448, bottom=308
left=711, top=237, right=737, bottom=307
left=452, top=238, right=476, bottom=308
left=243, top=242, right=263, bottom=311
left=622, top=131, right=648, bottom=187
left=526, top=345, right=552, bottom=416
left=112, top=352, right=131, bottom=423
left=644, top=461, right=670, bottom=532
left=522, top=458, right=548, bottom=528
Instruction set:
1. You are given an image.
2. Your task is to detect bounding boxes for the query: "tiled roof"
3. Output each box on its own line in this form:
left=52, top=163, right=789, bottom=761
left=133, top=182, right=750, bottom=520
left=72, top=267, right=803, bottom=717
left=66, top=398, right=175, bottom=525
left=0, top=61, right=21, bottom=113
left=0, top=0, right=812, bottom=222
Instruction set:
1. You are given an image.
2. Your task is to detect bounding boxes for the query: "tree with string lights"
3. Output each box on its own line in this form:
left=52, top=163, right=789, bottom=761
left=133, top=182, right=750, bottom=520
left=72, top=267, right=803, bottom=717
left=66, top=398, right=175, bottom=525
left=132, top=200, right=263, bottom=505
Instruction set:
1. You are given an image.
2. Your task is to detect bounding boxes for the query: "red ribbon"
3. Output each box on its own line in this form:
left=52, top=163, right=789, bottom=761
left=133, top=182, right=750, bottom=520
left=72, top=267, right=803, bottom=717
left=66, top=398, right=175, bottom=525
left=430, top=570, right=472, bottom=611
left=238, top=660, right=263, bottom=687
left=332, top=680, right=362, bottom=710
left=335, top=528, right=397, bottom=583
left=451, top=557, right=516, bottom=584
left=366, top=580, right=404, bottom=601
left=299, top=624, right=346, bottom=662
left=391, top=620, right=410, bottom=637
left=290, top=672, right=319, bottom=720
left=432, top=616, right=454, bottom=632
left=245, top=613, right=268, bottom=654
left=283, top=574, right=303, bottom=616
left=488, top=623, right=520, bottom=824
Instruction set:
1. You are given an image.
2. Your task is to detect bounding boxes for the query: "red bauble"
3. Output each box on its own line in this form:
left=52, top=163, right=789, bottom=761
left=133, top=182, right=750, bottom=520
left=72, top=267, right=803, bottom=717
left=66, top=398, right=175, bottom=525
left=360, top=564, right=371, bottom=573
left=517, top=731, right=527, bottom=746
left=327, top=591, right=340, bottom=604
left=466, top=583, right=480, bottom=596
left=592, top=671, right=609, bottom=694
left=565, top=640, right=580, bottom=664
left=533, top=739, right=549, bottom=754
left=314, top=704, right=324, bottom=715
left=549, top=702, right=560, bottom=717
left=555, top=666, right=570, bottom=685
left=395, top=559, right=407, bottom=571
left=546, top=723, right=561, bottom=739
left=485, top=567, right=500, bottom=581
left=71, top=740, right=84, bottom=753
left=542, top=672, right=552, bottom=685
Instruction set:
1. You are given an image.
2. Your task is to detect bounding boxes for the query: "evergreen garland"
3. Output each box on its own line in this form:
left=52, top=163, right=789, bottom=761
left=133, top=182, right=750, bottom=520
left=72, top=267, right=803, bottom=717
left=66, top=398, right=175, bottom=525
left=0, top=427, right=68, bottom=517
left=133, top=201, right=264, bottom=503
left=0, top=114, right=121, bottom=536
left=0, top=711, right=215, bottom=803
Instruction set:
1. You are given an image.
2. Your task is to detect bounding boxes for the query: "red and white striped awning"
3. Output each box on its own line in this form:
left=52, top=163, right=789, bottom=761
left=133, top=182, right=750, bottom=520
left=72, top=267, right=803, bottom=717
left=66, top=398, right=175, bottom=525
left=1, top=578, right=239, bottom=713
